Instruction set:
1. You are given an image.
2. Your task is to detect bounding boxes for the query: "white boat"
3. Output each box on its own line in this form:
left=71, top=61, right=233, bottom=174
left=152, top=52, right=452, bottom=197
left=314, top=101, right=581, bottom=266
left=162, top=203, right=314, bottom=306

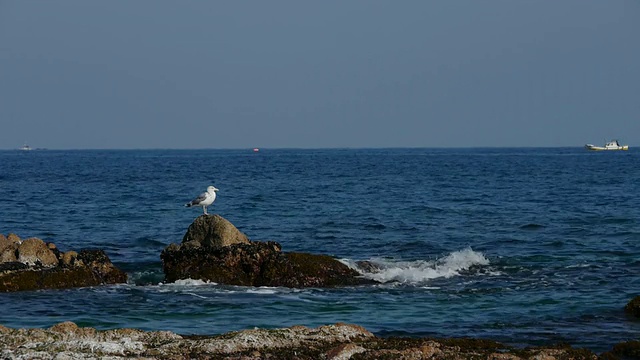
left=19, top=144, right=33, bottom=151
left=584, top=139, right=629, bottom=151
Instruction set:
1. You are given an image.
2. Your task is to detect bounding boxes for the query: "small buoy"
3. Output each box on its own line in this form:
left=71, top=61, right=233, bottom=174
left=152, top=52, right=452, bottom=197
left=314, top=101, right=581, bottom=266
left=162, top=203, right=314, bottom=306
left=253, top=148, right=259, bottom=152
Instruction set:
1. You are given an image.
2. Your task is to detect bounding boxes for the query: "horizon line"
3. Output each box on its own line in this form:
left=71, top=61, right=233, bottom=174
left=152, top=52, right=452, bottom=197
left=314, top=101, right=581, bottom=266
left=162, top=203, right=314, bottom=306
left=0, top=145, right=630, bottom=151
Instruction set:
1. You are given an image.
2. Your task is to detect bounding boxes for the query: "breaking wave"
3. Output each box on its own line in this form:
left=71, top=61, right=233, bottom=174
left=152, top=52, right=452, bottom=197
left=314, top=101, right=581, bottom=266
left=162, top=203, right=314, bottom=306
left=343, top=247, right=490, bottom=284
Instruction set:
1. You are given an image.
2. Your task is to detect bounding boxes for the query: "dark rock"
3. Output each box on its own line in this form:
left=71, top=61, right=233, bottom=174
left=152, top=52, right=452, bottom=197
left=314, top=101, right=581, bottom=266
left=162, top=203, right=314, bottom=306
left=162, top=215, right=376, bottom=287
left=0, top=235, right=127, bottom=292
left=602, top=340, right=640, bottom=359
left=625, top=296, right=640, bottom=317
left=182, top=214, right=250, bottom=248
left=0, top=262, right=29, bottom=272
left=162, top=240, right=374, bottom=287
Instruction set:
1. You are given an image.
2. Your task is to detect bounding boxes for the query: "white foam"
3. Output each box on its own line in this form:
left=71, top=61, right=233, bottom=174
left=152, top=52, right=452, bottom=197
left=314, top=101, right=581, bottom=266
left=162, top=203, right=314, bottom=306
left=169, top=278, right=213, bottom=286
left=246, top=287, right=279, bottom=294
left=352, top=248, right=490, bottom=284
left=185, top=292, right=209, bottom=299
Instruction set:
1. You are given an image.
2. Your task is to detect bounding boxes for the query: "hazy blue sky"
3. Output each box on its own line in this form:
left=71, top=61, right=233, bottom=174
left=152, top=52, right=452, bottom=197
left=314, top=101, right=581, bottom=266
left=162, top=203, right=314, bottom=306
left=1, top=1, right=638, bottom=149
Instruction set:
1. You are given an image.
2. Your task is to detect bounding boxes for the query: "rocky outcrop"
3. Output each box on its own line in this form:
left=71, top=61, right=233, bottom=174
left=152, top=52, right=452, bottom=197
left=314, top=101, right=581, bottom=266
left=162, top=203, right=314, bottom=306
left=17, top=237, right=58, bottom=266
left=0, top=321, right=598, bottom=359
left=0, top=233, right=127, bottom=292
left=162, top=215, right=376, bottom=287
left=601, top=340, right=640, bottom=359
left=624, top=295, right=640, bottom=317
left=182, top=214, right=250, bottom=248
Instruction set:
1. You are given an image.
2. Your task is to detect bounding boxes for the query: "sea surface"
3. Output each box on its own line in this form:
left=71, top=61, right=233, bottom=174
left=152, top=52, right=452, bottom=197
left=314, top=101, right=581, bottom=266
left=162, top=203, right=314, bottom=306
left=1, top=148, right=639, bottom=352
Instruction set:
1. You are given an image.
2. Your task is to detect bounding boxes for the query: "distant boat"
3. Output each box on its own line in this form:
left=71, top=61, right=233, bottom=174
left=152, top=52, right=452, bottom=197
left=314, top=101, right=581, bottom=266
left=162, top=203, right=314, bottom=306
left=253, top=148, right=260, bottom=152
left=584, top=139, right=629, bottom=151
left=18, top=144, right=33, bottom=151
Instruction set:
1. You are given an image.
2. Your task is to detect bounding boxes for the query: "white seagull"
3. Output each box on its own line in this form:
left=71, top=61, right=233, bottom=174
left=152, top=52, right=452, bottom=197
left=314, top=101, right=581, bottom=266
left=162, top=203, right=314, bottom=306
left=184, top=186, right=219, bottom=215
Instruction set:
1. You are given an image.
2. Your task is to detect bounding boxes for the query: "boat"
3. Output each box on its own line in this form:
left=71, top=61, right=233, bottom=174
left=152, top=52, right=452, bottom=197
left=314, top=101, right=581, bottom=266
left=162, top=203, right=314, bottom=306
left=584, top=139, right=628, bottom=151
left=18, top=144, right=33, bottom=151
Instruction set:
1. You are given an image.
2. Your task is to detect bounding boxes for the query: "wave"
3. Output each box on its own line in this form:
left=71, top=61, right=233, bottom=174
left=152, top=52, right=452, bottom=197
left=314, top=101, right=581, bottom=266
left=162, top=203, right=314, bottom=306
left=127, top=270, right=165, bottom=286
left=520, top=223, right=545, bottom=230
left=343, top=248, right=490, bottom=285
left=166, top=278, right=214, bottom=286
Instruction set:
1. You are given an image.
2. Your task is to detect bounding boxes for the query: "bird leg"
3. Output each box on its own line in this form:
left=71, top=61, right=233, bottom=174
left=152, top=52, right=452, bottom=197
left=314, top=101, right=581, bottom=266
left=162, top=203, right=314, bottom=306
left=203, top=206, right=208, bottom=215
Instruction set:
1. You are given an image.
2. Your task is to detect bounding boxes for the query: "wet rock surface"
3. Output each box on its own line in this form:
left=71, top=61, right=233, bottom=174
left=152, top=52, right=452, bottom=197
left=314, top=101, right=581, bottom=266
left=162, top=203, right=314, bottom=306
left=162, top=215, right=376, bottom=287
left=624, top=295, right=640, bottom=318
left=0, top=322, right=599, bottom=359
left=0, top=233, right=127, bottom=292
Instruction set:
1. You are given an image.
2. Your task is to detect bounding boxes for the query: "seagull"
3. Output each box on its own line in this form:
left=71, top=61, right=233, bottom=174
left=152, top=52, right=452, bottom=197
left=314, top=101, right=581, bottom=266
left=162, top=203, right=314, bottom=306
left=184, top=186, right=219, bottom=215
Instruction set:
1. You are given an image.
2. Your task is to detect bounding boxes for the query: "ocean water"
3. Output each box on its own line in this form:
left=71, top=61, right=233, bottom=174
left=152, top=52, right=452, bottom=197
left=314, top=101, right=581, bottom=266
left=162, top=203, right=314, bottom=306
left=1, top=148, right=639, bottom=352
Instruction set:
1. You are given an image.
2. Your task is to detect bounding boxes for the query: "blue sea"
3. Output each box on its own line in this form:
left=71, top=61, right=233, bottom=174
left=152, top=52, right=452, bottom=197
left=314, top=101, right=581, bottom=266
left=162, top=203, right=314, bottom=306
left=1, top=148, right=639, bottom=352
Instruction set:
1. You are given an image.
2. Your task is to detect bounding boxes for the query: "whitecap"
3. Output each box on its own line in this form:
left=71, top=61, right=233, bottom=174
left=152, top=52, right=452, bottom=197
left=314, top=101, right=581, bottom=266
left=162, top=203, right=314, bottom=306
left=349, top=247, right=490, bottom=285
left=169, top=278, right=214, bottom=286
left=185, top=292, right=209, bottom=299
left=245, top=287, right=279, bottom=294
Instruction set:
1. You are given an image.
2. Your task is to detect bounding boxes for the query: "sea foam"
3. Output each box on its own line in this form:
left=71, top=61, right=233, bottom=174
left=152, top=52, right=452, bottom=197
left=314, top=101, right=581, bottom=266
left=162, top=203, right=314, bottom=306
left=347, top=247, right=489, bottom=284
left=168, top=278, right=213, bottom=286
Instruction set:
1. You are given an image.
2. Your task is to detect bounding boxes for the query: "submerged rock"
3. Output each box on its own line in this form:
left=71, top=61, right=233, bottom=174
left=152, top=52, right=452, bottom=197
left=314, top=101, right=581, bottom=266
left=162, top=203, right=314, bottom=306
left=0, top=321, right=598, bottom=359
left=0, top=233, right=127, bottom=292
left=162, top=214, right=376, bottom=287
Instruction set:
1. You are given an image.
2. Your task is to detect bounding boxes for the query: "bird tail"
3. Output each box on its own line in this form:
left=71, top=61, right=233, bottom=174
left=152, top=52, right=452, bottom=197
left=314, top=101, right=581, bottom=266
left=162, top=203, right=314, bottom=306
left=184, top=202, right=192, bottom=207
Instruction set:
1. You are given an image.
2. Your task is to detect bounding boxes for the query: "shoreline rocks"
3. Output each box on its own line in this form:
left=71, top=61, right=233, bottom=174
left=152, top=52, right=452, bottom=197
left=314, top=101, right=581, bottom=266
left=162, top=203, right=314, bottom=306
left=0, top=321, right=599, bottom=359
left=0, top=233, right=127, bottom=292
left=624, top=295, right=640, bottom=318
left=161, top=215, right=376, bottom=287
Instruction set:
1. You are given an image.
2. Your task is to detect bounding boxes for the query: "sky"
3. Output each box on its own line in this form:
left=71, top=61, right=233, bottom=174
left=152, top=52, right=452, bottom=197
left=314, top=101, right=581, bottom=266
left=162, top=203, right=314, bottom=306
left=0, top=1, right=639, bottom=149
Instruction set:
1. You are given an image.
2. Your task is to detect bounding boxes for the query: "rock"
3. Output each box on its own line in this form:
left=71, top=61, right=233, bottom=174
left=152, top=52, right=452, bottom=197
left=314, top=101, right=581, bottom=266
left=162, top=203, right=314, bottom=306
left=61, top=251, right=78, bottom=267
left=625, top=296, right=640, bottom=317
left=354, top=260, right=383, bottom=273
left=7, top=233, right=21, bottom=244
left=49, top=321, right=80, bottom=334
left=0, top=322, right=599, bottom=359
left=326, top=343, right=367, bottom=359
left=162, top=240, right=375, bottom=287
left=0, top=235, right=127, bottom=292
left=0, top=234, right=10, bottom=253
left=0, top=247, right=18, bottom=263
left=602, top=340, right=640, bottom=359
left=0, top=243, right=18, bottom=263
left=182, top=214, right=250, bottom=248
left=0, top=234, right=20, bottom=263
left=163, top=215, right=376, bottom=287
left=17, top=238, right=59, bottom=267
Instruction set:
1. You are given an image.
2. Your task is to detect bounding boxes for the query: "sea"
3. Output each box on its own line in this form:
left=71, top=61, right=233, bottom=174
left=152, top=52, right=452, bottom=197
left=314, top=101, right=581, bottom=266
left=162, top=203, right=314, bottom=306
left=1, top=147, right=639, bottom=352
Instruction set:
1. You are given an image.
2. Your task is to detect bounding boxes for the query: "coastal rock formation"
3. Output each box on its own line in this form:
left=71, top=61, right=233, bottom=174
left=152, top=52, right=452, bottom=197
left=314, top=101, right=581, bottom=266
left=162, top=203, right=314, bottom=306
left=182, top=214, right=250, bottom=248
left=17, top=237, right=58, bottom=266
left=0, top=321, right=598, bottom=359
left=0, top=233, right=127, bottom=292
left=161, top=215, right=375, bottom=287
left=624, top=295, right=640, bottom=317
